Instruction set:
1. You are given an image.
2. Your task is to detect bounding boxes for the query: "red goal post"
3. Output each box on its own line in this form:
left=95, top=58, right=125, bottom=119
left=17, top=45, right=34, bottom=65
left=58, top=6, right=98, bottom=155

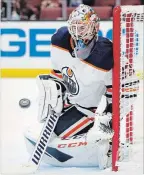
left=112, top=5, right=144, bottom=171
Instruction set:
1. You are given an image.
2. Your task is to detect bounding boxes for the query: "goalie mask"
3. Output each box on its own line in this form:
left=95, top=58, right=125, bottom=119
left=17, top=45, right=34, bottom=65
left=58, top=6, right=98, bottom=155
left=67, top=4, right=100, bottom=59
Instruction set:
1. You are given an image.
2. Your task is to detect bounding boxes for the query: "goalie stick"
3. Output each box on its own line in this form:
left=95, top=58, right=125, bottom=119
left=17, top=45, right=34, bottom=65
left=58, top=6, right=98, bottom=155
left=4, top=80, right=62, bottom=174
left=22, top=79, right=62, bottom=173
left=7, top=106, right=60, bottom=175
left=27, top=105, right=60, bottom=173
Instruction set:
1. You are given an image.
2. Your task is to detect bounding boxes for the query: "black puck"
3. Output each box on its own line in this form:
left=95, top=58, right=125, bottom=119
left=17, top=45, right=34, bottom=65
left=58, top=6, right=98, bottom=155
left=19, top=98, right=31, bottom=108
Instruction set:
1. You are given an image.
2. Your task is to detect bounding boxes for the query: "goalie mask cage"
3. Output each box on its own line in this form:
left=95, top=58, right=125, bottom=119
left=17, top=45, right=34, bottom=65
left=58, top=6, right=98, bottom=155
left=112, top=5, right=144, bottom=171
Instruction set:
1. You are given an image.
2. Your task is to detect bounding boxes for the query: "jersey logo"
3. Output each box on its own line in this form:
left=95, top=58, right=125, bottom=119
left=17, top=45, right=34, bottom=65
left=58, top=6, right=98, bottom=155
left=62, top=67, right=79, bottom=95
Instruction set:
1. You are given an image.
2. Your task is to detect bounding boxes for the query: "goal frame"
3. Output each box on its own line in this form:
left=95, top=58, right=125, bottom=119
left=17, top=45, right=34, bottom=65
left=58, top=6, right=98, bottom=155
left=112, top=6, right=121, bottom=171
left=112, top=5, right=142, bottom=171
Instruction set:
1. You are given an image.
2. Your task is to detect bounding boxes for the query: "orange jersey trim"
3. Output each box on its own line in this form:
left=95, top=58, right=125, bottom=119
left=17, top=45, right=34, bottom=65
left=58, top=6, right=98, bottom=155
left=52, top=44, right=109, bottom=72
left=51, top=70, right=63, bottom=79
left=80, top=59, right=109, bottom=72
left=52, top=44, right=69, bottom=52
left=70, top=37, right=74, bottom=49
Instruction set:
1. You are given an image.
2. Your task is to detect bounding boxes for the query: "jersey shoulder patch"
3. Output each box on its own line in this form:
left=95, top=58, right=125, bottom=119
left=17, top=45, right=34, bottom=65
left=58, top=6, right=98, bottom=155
left=85, top=36, right=113, bottom=71
left=51, top=27, right=71, bottom=51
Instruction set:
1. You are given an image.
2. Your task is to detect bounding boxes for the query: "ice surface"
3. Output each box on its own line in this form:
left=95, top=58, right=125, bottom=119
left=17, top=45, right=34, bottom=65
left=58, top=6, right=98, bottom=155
left=0, top=79, right=143, bottom=175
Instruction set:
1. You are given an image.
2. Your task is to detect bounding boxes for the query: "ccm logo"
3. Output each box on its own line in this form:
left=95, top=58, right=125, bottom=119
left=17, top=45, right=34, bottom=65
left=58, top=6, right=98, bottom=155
left=58, top=142, right=87, bottom=148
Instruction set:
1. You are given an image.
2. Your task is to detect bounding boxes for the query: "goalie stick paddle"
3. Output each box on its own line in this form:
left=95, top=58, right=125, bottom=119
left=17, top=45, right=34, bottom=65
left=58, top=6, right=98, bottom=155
left=28, top=106, right=60, bottom=173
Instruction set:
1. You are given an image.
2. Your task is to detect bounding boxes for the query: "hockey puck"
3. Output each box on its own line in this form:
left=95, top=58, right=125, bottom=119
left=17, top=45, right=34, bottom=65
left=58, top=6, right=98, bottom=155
left=19, top=98, right=31, bottom=108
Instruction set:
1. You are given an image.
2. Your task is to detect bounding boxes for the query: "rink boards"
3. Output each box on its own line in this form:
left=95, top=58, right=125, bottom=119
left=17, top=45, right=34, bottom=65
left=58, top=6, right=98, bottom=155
left=1, top=21, right=112, bottom=78
left=0, top=21, right=143, bottom=79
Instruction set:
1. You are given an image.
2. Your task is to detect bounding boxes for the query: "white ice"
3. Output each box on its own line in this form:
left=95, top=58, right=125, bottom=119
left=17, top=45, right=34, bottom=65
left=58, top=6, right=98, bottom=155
left=0, top=78, right=143, bottom=175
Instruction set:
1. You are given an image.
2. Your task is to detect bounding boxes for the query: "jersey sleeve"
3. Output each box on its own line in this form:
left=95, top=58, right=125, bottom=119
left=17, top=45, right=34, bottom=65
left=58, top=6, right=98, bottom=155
left=51, top=26, right=71, bottom=71
left=51, top=26, right=71, bottom=51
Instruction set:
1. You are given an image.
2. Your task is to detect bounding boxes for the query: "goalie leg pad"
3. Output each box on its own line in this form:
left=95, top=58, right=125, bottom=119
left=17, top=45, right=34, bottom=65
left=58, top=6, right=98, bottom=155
left=97, top=140, right=110, bottom=169
left=24, top=126, right=111, bottom=168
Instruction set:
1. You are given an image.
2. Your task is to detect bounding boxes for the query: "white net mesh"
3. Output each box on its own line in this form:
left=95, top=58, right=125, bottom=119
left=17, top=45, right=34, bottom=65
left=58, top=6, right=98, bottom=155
left=119, top=5, right=144, bottom=160
left=121, top=6, right=144, bottom=80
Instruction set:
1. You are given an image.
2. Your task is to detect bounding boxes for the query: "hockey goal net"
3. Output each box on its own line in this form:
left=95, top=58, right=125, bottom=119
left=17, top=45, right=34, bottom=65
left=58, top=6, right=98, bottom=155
left=112, top=5, right=144, bottom=171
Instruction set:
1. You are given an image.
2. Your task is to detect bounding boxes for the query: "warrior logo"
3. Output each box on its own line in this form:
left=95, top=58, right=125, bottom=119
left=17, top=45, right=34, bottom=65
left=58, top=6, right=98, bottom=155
left=62, top=67, right=79, bottom=95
